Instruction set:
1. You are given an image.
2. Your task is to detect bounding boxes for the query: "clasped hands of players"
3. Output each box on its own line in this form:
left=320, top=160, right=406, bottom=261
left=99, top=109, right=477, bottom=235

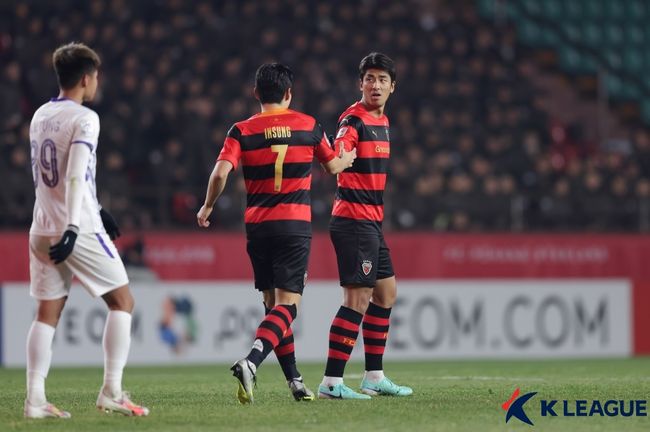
left=340, top=145, right=356, bottom=169
left=331, top=135, right=357, bottom=170
left=49, top=208, right=121, bottom=264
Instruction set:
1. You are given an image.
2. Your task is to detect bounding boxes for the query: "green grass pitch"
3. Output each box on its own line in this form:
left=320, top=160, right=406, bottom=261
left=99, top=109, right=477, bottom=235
left=1, top=359, right=649, bottom=431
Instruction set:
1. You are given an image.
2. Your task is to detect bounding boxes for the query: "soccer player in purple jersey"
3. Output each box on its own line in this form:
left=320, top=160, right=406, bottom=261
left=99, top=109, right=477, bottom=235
left=25, top=43, right=148, bottom=418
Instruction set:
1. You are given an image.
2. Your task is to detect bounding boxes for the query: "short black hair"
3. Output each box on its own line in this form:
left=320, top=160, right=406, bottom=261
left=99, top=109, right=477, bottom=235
left=254, top=63, right=294, bottom=104
left=52, top=42, right=101, bottom=89
left=359, top=52, right=396, bottom=82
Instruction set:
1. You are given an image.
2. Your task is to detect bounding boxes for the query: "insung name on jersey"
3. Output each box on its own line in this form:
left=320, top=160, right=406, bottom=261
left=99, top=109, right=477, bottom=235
left=264, top=126, right=292, bottom=139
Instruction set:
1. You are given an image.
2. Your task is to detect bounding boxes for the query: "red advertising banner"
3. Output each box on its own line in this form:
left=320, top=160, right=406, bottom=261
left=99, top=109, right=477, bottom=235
left=2, top=232, right=650, bottom=281
left=1, top=232, right=649, bottom=353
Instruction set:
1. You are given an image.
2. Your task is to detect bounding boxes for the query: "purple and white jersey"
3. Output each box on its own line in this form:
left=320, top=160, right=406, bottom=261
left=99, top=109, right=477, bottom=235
left=29, top=97, right=104, bottom=236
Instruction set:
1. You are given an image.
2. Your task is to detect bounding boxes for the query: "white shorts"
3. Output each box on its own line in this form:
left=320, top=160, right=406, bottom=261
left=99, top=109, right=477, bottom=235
left=29, top=233, right=129, bottom=300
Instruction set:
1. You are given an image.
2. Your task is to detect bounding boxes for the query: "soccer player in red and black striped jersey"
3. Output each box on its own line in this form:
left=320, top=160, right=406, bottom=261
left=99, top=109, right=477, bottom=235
left=318, top=53, right=413, bottom=400
left=197, top=63, right=356, bottom=404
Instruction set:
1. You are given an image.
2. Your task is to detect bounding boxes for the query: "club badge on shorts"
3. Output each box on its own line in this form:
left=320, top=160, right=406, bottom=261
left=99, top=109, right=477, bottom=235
left=361, top=260, right=373, bottom=276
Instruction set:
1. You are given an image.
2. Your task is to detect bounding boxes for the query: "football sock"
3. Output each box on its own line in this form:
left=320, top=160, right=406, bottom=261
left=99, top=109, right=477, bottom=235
left=363, top=370, right=385, bottom=382
left=275, top=327, right=300, bottom=380
left=26, top=321, right=55, bottom=406
left=265, top=305, right=300, bottom=380
left=246, top=304, right=297, bottom=368
left=102, top=310, right=132, bottom=398
left=363, top=302, right=391, bottom=372
left=324, top=306, right=363, bottom=378
left=321, top=376, right=344, bottom=387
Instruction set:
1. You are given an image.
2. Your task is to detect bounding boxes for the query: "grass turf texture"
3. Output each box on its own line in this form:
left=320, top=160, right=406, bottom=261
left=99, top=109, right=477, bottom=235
left=1, top=359, right=649, bottom=432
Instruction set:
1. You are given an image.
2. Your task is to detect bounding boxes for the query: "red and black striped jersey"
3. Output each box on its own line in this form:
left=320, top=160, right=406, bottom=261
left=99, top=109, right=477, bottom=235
left=218, top=109, right=335, bottom=238
left=330, top=102, right=390, bottom=233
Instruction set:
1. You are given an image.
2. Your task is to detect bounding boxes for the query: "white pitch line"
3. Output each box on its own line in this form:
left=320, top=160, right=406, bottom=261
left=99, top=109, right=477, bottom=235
left=435, top=376, right=545, bottom=381
left=345, top=375, right=650, bottom=382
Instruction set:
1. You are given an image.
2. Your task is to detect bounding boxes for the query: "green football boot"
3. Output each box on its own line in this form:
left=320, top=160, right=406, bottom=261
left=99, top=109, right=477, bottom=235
left=318, top=382, right=372, bottom=400
left=360, top=377, right=413, bottom=396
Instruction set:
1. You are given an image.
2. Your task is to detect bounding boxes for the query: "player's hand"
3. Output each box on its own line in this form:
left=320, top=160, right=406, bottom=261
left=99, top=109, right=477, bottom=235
left=197, top=204, right=213, bottom=228
left=49, top=228, right=78, bottom=264
left=100, top=208, right=121, bottom=240
left=339, top=143, right=357, bottom=168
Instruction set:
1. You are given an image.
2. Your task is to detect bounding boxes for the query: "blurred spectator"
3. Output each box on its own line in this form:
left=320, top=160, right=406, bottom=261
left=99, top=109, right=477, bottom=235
left=0, top=0, right=649, bottom=232
left=538, top=178, right=574, bottom=230
left=0, top=61, right=23, bottom=133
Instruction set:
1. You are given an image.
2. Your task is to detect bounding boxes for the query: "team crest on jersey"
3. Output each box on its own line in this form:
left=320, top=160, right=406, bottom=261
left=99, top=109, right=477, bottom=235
left=361, top=260, right=373, bottom=276
left=80, top=119, right=94, bottom=137
left=336, top=127, right=348, bottom=139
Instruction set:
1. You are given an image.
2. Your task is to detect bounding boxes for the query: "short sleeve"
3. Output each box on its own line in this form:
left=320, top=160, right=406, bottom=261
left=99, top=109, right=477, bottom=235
left=71, top=111, right=99, bottom=152
left=313, top=123, right=335, bottom=164
left=217, top=124, right=242, bottom=170
left=333, top=115, right=360, bottom=153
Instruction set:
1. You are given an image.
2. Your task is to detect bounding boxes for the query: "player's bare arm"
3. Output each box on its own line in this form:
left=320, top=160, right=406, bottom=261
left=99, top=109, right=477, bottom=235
left=197, top=160, right=233, bottom=227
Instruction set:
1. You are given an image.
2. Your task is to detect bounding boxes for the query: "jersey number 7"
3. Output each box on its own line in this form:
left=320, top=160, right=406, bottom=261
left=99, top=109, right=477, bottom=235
left=270, top=144, right=288, bottom=192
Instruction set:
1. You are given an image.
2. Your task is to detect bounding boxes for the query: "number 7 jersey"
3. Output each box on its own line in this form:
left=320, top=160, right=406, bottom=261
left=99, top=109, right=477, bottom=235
left=217, top=109, right=335, bottom=238
left=29, top=98, right=103, bottom=236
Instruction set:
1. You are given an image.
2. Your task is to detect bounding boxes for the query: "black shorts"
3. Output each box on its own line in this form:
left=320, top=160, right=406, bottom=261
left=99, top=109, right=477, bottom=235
left=246, top=235, right=310, bottom=294
left=330, top=230, right=395, bottom=288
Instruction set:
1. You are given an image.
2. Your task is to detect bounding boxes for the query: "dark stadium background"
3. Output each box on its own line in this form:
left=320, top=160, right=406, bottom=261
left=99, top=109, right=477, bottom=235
left=1, top=0, right=648, bottom=233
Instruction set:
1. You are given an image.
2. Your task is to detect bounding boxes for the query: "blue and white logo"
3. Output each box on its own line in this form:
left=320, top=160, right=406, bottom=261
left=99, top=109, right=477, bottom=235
left=503, top=388, right=537, bottom=426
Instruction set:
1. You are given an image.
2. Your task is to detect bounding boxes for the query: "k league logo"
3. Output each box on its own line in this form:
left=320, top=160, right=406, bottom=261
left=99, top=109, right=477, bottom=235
left=502, top=388, right=537, bottom=426
left=501, top=387, right=648, bottom=426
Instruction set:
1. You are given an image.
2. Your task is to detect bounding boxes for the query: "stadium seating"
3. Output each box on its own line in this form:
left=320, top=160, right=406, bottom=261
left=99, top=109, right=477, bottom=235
left=0, top=0, right=648, bottom=232
left=479, top=0, right=650, bottom=117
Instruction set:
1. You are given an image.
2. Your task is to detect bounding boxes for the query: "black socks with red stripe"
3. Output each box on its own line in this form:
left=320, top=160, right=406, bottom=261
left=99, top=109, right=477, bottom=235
left=363, top=302, right=391, bottom=371
left=324, top=306, right=363, bottom=377
left=275, top=327, right=299, bottom=380
left=246, top=304, right=297, bottom=368
left=264, top=305, right=300, bottom=380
